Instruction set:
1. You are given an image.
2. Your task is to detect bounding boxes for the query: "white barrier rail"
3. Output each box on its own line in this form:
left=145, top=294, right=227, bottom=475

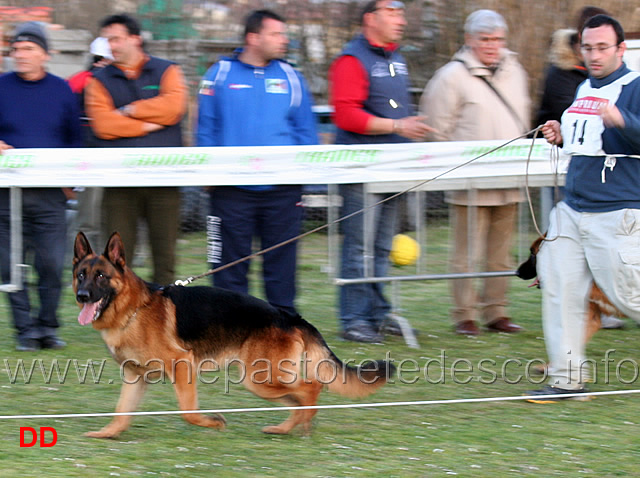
left=0, top=140, right=565, bottom=188
left=1, top=139, right=566, bottom=295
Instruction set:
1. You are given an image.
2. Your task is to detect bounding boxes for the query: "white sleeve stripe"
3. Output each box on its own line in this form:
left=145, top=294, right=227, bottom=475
left=281, top=62, right=302, bottom=108
left=214, top=60, right=231, bottom=85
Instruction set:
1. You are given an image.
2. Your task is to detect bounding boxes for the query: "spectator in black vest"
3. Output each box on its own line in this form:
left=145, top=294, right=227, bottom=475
left=85, top=14, right=187, bottom=285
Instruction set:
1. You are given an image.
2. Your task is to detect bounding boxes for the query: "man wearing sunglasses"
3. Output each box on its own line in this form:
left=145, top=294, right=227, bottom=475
left=329, top=0, right=433, bottom=343
left=527, top=15, right=640, bottom=402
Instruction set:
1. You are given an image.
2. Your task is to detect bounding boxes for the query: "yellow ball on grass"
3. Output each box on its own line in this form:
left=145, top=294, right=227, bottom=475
left=389, top=234, right=420, bottom=266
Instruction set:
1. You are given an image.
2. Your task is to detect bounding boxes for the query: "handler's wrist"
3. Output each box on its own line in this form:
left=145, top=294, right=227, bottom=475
left=392, top=119, right=403, bottom=135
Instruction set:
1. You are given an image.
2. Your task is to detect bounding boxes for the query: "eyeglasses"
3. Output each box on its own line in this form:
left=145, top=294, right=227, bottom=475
left=580, top=44, right=619, bottom=54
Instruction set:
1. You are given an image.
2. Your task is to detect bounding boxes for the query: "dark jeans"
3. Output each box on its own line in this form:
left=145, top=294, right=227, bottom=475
left=207, top=186, right=303, bottom=315
left=338, top=184, right=398, bottom=332
left=0, top=188, right=67, bottom=341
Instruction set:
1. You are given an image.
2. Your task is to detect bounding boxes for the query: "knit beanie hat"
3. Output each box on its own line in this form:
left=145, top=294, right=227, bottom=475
left=11, top=22, right=49, bottom=53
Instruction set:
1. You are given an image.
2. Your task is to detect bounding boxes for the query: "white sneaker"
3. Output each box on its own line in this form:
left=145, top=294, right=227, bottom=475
left=600, top=314, right=625, bottom=329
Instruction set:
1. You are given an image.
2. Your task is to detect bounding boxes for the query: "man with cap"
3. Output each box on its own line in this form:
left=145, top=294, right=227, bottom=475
left=68, top=37, right=115, bottom=137
left=0, top=22, right=83, bottom=351
left=67, top=37, right=114, bottom=248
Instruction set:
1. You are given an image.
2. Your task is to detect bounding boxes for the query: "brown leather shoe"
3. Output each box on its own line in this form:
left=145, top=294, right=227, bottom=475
left=455, top=320, right=480, bottom=336
left=486, top=317, right=523, bottom=333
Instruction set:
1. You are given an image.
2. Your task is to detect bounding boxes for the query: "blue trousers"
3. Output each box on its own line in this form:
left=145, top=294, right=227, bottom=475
left=0, top=188, right=67, bottom=341
left=338, top=184, right=398, bottom=331
left=207, top=186, right=303, bottom=315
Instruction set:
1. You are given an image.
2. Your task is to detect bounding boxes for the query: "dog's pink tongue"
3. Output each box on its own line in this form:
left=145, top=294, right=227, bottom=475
left=78, top=303, right=99, bottom=326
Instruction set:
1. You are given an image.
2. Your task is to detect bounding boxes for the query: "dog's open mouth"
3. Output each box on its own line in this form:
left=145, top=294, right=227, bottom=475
left=78, top=298, right=107, bottom=326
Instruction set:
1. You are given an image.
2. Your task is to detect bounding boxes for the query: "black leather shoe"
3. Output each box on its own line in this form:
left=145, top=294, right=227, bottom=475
left=40, top=336, right=66, bottom=350
left=341, top=325, right=383, bottom=343
left=379, top=318, right=419, bottom=337
left=16, top=339, right=40, bottom=352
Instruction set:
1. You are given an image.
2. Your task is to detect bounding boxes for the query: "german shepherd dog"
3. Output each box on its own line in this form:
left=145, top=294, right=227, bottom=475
left=517, top=234, right=624, bottom=346
left=73, top=232, right=395, bottom=438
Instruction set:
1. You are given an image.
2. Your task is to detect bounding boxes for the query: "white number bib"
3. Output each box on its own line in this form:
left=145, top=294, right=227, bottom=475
left=561, top=71, right=640, bottom=156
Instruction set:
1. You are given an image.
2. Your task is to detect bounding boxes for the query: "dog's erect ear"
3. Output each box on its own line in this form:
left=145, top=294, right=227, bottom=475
left=105, top=232, right=126, bottom=268
left=530, top=235, right=545, bottom=255
left=73, top=232, right=93, bottom=265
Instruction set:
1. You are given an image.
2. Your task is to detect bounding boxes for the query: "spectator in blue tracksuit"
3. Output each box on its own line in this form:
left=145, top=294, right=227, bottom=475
left=196, top=9, right=318, bottom=316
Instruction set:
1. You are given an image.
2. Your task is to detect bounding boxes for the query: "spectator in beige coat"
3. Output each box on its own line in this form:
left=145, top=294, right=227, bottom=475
left=419, top=9, right=530, bottom=336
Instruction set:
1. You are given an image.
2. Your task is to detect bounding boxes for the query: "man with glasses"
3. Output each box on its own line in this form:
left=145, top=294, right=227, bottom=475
left=527, top=15, right=640, bottom=402
left=329, top=0, right=433, bottom=343
left=420, top=9, right=529, bottom=336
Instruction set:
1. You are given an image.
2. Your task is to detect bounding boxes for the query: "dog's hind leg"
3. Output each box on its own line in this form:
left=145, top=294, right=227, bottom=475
left=586, top=302, right=602, bottom=343
left=85, top=369, right=147, bottom=438
left=271, top=385, right=323, bottom=435
left=170, top=358, right=226, bottom=430
left=247, top=381, right=323, bottom=435
left=243, top=356, right=323, bottom=435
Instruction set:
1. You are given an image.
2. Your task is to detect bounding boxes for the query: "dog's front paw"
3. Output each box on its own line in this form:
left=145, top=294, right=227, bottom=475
left=261, top=425, right=289, bottom=435
left=203, top=414, right=226, bottom=429
left=84, top=429, right=121, bottom=439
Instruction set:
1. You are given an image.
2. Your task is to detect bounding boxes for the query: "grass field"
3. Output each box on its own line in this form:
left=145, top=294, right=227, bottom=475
left=1, top=223, right=639, bottom=477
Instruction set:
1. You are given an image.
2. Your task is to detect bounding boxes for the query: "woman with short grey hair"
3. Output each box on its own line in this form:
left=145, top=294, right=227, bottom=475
left=464, top=9, right=508, bottom=35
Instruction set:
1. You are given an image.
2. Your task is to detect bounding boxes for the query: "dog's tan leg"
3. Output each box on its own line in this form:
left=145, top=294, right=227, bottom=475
left=243, top=362, right=323, bottom=435
left=85, top=369, right=147, bottom=439
left=586, top=303, right=602, bottom=343
left=259, top=382, right=323, bottom=435
left=171, top=358, right=226, bottom=430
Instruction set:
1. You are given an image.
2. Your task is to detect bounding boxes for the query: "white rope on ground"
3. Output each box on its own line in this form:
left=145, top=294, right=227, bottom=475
left=2, top=388, right=640, bottom=420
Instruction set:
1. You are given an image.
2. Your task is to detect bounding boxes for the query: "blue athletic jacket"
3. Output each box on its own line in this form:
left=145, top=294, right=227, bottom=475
left=196, top=50, right=317, bottom=148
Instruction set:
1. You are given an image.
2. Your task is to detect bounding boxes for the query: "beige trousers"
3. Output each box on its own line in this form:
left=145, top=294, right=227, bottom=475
left=450, top=203, right=517, bottom=324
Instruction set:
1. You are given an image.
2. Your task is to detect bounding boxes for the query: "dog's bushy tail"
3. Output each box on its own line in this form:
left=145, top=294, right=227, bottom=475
left=298, top=318, right=395, bottom=398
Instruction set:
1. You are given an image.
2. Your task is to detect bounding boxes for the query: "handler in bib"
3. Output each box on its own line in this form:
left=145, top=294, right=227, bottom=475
left=527, top=14, right=640, bottom=401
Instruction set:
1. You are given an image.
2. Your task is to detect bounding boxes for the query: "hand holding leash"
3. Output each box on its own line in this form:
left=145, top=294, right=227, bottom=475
left=541, top=120, right=562, bottom=145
